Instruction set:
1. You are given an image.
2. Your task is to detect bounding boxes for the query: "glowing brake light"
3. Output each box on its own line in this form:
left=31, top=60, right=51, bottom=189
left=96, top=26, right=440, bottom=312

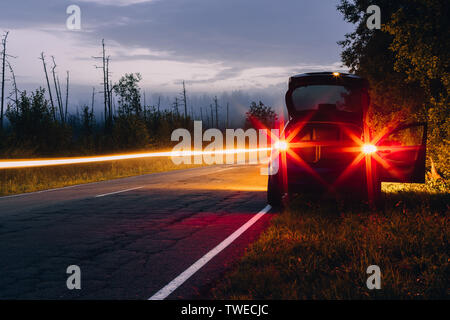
left=362, top=144, right=377, bottom=154
left=274, top=140, right=289, bottom=151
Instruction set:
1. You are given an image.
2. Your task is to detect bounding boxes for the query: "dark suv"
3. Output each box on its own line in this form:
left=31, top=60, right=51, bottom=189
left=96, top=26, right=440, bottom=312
left=267, top=72, right=427, bottom=206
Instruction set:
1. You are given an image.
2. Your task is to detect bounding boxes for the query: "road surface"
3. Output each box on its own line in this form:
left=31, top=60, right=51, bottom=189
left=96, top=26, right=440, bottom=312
left=0, top=164, right=274, bottom=299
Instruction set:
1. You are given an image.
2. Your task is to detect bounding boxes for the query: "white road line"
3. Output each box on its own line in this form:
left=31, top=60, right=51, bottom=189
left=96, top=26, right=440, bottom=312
left=0, top=176, right=144, bottom=199
left=95, top=186, right=144, bottom=198
left=0, top=165, right=230, bottom=200
left=148, top=204, right=272, bottom=300
left=0, top=183, right=89, bottom=199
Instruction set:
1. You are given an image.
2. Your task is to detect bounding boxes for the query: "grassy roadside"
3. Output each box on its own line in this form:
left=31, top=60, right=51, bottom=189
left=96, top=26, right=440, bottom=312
left=0, top=157, right=203, bottom=196
left=212, top=182, right=449, bottom=299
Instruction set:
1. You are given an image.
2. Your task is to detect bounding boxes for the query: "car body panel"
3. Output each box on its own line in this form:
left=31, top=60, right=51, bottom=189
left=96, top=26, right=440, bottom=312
left=377, top=122, right=427, bottom=183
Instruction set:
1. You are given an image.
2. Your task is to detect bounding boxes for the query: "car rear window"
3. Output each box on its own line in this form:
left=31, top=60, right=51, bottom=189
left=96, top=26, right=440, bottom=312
left=291, top=85, right=364, bottom=113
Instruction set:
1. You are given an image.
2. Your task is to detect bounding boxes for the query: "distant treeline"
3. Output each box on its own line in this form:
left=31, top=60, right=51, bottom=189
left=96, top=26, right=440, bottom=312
left=0, top=34, right=275, bottom=158
left=0, top=73, right=200, bottom=157
left=0, top=72, right=276, bottom=158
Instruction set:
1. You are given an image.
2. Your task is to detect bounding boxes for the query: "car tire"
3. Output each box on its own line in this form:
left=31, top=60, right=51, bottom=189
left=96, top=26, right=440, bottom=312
left=366, top=160, right=384, bottom=210
left=267, top=175, right=283, bottom=207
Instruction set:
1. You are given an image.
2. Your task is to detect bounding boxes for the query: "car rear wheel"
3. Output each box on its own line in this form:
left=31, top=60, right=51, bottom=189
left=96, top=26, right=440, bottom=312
left=267, top=175, right=284, bottom=207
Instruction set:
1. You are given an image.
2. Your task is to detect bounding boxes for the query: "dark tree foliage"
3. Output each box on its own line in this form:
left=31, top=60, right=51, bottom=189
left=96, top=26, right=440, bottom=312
left=143, top=106, right=187, bottom=146
left=338, top=1, right=425, bottom=123
left=5, top=89, right=71, bottom=155
left=0, top=74, right=195, bottom=156
left=113, top=73, right=143, bottom=117
left=111, top=73, right=149, bottom=150
left=80, top=105, right=95, bottom=151
left=81, top=105, right=95, bottom=137
left=245, top=101, right=278, bottom=129
left=384, top=0, right=450, bottom=177
left=112, top=114, right=150, bottom=150
left=338, top=0, right=449, bottom=177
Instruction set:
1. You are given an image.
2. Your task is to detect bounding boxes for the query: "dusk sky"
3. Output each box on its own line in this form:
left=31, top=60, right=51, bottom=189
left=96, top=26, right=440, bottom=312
left=0, top=0, right=353, bottom=115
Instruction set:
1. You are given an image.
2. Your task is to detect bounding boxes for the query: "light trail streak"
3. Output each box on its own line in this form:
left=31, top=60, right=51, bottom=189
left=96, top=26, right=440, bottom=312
left=0, top=147, right=272, bottom=169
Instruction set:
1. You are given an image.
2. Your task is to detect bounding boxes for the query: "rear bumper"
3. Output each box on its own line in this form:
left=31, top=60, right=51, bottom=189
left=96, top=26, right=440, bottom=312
left=281, top=161, right=367, bottom=193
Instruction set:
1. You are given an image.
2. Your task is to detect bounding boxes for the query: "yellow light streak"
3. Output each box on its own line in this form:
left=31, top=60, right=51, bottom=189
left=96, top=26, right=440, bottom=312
left=0, top=147, right=273, bottom=169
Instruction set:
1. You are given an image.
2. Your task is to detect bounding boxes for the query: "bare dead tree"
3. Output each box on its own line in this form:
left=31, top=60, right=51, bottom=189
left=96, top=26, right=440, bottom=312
left=173, top=97, right=180, bottom=115
left=182, top=81, right=188, bottom=122
left=210, top=104, right=213, bottom=128
left=226, top=102, right=229, bottom=128
left=157, top=96, right=161, bottom=113
left=39, top=52, right=56, bottom=120
left=106, top=56, right=113, bottom=123
left=108, top=78, right=113, bottom=122
left=65, top=71, right=69, bottom=123
left=101, top=40, right=107, bottom=124
left=93, top=39, right=112, bottom=129
left=112, top=94, right=116, bottom=117
left=143, top=90, right=146, bottom=108
left=57, top=76, right=64, bottom=121
left=214, top=96, right=219, bottom=128
left=1, top=31, right=9, bottom=131
left=142, top=91, right=147, bottom=119
left=91, top=87, right=96, bottom=114
left=200, top=107, right=203, bottom=123
left=6, top=60, right=19, bottom=108
left=2, top=42, right=19, bottom=110
left=51, top=56, right=64, bottom=122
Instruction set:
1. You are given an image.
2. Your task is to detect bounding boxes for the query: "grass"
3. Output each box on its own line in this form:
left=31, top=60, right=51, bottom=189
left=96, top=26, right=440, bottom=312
left=212, top=181, right=449, bottom=299
left=0, top=157, right=203, bottom=196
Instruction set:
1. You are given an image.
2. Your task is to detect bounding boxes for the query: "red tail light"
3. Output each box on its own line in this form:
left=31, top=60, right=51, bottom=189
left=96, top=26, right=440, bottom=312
left=274, top=140, right=289, bottom=151
left=362, top=144, right=377, bottom=154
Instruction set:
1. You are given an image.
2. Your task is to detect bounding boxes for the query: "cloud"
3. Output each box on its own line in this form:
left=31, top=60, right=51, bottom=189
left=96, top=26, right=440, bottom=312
left=0, top=0, right=351, bottom=94
left=83, top=0, right=350, bottom=66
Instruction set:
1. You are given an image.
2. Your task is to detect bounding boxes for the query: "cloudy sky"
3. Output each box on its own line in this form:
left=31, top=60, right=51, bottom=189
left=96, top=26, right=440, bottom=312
left=0, top=0, right=353, bottom=117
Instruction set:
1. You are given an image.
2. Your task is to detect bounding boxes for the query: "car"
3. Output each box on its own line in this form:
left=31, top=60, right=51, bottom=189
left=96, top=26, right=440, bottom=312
left=267, top=72, right=427, bottom=207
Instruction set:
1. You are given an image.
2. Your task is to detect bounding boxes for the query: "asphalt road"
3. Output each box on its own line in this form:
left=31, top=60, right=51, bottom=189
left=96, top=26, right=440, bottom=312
left=0, top=164, right=274, bottom=299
